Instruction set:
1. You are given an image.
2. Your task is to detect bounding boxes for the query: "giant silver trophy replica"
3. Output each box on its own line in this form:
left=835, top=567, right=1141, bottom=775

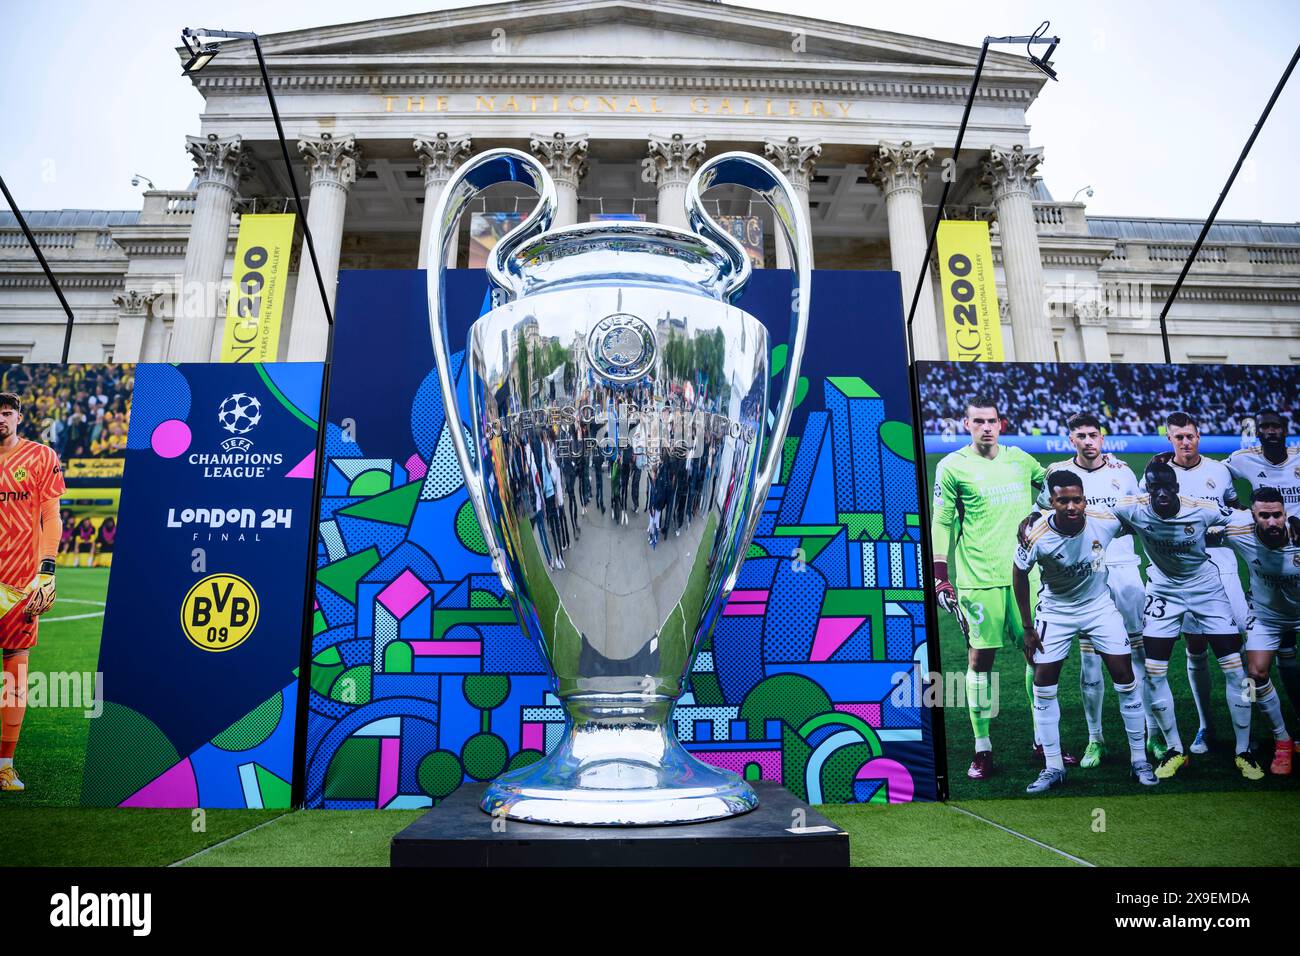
left=427, top=149, right=810, bottom=825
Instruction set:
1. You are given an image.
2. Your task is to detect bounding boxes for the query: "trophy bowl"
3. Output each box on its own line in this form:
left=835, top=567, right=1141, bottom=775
left=427, top=149, right=810, bottom=825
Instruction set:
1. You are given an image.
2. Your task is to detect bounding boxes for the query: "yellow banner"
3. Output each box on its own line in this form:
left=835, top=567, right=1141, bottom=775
left=220, top=214, right=296, bottom=362
left=937, top=220, right=1004, bottom=361
left=64, top=458, right=124, bottom=480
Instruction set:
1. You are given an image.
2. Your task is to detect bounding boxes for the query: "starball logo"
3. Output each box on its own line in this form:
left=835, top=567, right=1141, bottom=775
left=187, top=392, right=283, bottom=479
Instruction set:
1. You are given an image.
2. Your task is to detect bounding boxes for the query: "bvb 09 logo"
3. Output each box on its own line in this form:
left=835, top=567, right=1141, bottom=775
left=181, top=573, right=259, bottom=652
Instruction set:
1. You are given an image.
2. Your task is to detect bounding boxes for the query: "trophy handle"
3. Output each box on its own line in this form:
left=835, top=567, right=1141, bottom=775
left=685, top=153, right=812, bottom=567
left=427, top=149, right=558, bottom=593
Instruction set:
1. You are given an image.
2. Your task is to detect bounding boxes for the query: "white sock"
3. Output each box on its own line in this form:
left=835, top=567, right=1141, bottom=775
left=1130, top=636, right=1159, bottom=741
left=1255, top=679, right=1292, bottom=742
left=1079, top=638, right=1105, bottom=742
left=1032, top=684, right=1063, bottom=771
left=1144, top=658, right=1183, bottom=753
left=1186, top=649, right=1213, bottom=733
left=1114, top=679, right=1148, bottom=765
left=0, top=757, right=12, bottom=770
left=975, top=736, right=992, bottom=753
left=1218, top=654, right=1252, bottom=754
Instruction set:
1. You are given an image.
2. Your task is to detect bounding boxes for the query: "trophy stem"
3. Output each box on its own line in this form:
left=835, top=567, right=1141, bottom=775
left=480, top=694, right=759, bottom=826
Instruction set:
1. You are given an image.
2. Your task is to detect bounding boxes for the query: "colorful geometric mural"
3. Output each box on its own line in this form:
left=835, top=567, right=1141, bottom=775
left=305, top=270, right=935, bottom=808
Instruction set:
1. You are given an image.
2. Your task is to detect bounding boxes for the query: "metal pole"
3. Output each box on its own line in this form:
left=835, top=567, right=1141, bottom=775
left=290, top=318, right=335, bottom=808
left=907, top=361, right=950, bottom=799
left=1156, top=41, right=1300, bottom=364
left=251, top=36, right=334, bottom=328
left=0, top=173, right=78, bottom=362
left=904, top=40, right=990, bottom=365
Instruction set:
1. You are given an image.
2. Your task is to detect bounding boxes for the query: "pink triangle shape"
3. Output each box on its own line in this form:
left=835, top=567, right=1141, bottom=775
left=119, top=757, right=198, bottom=808
left=285, top=450, right=316, bottom=480
left=810, top=617, right=866, bottom=662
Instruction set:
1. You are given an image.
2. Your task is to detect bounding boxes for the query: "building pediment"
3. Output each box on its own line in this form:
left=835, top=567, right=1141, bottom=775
left=187, top=0, right=1042, bottom=82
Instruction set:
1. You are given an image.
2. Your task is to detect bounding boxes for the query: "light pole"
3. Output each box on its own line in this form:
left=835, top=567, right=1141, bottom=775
left=0, top=175, right=78, bottom=362
left=180, top=27, right=334, bottom=332
left=180, top=27, right=337, bottom=807
left=904, top=24, right=1058, bottom=799
left=904, top=22, right=1060, bottom=364
left=1156, top=42, right=1299, bottom=363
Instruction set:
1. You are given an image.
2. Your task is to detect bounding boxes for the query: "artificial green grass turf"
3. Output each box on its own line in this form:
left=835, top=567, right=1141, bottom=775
left=2, top=567, right=110, bottom=807
left=10, top=793, right=1297, bottom=867
left=180, top=810, right=424, bottom=866
left=952, top=791, right=1300, bottom=867
left=820, top=801, right=1077, bottom=866
left=0, top=808, right=287, bottom=866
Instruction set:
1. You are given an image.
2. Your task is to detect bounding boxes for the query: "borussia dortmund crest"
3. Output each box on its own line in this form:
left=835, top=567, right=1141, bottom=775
left=12, top=466, right=27, bottom=482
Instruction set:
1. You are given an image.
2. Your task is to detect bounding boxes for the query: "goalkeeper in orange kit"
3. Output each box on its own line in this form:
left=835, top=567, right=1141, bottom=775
left=0, top=391, right=64, bottom=792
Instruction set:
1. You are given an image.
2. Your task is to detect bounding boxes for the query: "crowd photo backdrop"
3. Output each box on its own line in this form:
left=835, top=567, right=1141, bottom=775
left=920, top=360, right=1300, bottom=800
left=0, top=364, right=131, bottom=570
left=304, top=268, right=937, bottom=810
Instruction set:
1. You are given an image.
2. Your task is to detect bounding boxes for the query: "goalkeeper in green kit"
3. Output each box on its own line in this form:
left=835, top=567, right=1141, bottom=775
left=931, top=394, right=1072, bottom=779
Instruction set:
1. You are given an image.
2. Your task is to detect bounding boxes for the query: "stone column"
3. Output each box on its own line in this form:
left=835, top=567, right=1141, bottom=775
left=111, top=290, right=160, bottom=362
left=868, top=141, right=942, bottom=360
left=999, top=299, right=1016, bottom=360
left=1075, top=300, right=1111, bottom=362
left=644, top=133, right=707, bottom=230
left=763, top=136, right=820, bottom=269
left=415, top=133, right=473, bottom=269
left=169, top=134, right=246, bottom=361
left=287, top=133, right=362, bottom=361
left=983, top=145, right=1053, bottom=360
left=529, top=132, right=588, bottom=227
left=140, top=302, right=168, bottom=362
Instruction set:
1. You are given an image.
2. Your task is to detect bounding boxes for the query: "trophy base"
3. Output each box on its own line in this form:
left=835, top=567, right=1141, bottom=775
left=480, top=718, right=759, bottom=826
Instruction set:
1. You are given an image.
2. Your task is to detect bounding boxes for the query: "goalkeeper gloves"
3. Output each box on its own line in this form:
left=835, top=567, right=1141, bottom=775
left=25, top=559, right=56, bottom=620
left=934, top=579, right=958, bottom=614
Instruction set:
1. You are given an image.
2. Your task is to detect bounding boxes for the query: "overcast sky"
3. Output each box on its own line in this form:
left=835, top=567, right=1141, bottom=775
left=3, top=0, right=1297, bottom=222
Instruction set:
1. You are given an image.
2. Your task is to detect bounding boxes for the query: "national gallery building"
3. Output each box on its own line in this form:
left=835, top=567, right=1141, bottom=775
left=2, top=0, right=1298, bottom=365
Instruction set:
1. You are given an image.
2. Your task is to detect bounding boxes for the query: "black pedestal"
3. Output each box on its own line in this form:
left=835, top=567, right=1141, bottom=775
left=390, top=781, right=849, bottom=867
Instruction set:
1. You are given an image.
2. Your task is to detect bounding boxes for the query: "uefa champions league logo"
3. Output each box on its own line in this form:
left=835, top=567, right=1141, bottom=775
left=184, top=390, right=282, bottom=477
left=218, top=393, right=262, bottom=453
left=218, top=393, right=262, bottom=436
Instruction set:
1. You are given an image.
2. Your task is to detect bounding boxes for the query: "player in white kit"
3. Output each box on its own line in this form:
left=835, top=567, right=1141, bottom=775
left=1113, top=462, right=1260, bottom=780
left=1014, top=470, right=1158, bottom=793
left=1227, top=411, right=1300, bottom=517
left=1226, top=410, right=1300, bottom=729
left=1146, top=412, right=1248, bottom=757
left=1211, top=487, right=1300, bottom=776
left=1036, top=413, right=1157, bottom=769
